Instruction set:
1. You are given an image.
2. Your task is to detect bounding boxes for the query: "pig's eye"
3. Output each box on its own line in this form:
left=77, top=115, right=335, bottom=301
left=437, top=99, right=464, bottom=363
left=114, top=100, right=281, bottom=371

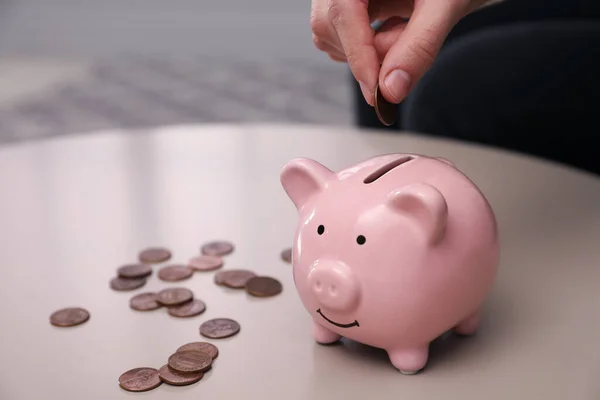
left=356, top=235, right=366, bottom=245
left=317, top=225, right=325, bottom=235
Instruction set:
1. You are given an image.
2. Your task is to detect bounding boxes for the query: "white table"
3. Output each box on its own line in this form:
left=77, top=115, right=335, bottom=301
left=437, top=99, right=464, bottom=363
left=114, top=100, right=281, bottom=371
left=0, top=124, right=599, bottom=399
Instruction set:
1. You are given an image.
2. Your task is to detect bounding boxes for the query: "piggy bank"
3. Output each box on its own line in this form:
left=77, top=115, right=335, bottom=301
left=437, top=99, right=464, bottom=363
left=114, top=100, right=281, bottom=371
left=280, top=153, right=499, bottom=374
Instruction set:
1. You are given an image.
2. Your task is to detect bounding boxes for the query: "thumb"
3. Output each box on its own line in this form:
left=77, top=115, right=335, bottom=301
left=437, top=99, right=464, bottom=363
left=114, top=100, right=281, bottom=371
left=378, top=1, right=466, bottom=103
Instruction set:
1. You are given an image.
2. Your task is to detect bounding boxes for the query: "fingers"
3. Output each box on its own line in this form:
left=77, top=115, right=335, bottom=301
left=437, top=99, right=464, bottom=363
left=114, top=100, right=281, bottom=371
left=327, top=0, right=380, bottom=105
left=373, top=17, right=408, bottom=62
left=368, top=0, right=412, bottom=21
left=378, top=0, right=468, bottom=104
left=312, top=34, right=347, bottom=61
left=310, top=0, right=344, bottom=53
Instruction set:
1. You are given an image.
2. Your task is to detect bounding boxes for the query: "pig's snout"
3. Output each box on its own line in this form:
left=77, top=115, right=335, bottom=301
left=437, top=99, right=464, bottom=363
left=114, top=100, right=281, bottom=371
left=307, top=261, right=360, bottom=313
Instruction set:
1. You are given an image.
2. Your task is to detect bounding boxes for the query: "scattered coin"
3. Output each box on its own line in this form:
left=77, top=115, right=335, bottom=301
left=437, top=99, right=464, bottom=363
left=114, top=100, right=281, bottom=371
left=118, top=367, right=162, bottom=392
left=110, top=276, right=147, bottom=291
left=188, top=255, right=223, bottom=272
left=200, top=318, right=241, bottom=339
left=168, top=350, right=212, bottom=373
left=201, top=240, right=234, bottom=257
left=214, top=269, right=256, bottom=289
left=156, top=287, right=194, bottom=306
left=139, top=247, right=172, bottom=264
left=50, top=307, right=90, bottom=327
left=373, top=82, right=397, bottom=126
left=246, top=276, right=283, bottom=297
left=158, top=264, right=194, bottom=282
left=168, top=299, right=206, bottom=318
left=130, top=292, right=162, bottom=311
left=117, top=263, right=152, bottom=279
left=176, top=342, right=219, bottom=360
left=280, top=248, right=292, bottom=263
left=158, top=364, right=204, bottom=386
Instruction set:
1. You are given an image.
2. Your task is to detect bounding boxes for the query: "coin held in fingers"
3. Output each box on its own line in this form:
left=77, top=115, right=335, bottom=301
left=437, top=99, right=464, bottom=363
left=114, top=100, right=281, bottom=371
left=374, top=83, right=397, bottom=126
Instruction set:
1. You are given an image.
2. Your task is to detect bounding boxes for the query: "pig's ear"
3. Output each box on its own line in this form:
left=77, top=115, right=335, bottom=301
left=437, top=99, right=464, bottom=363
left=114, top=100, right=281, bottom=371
left=280, top=158, right=334, bottom=210
left=387, top=183, right=448, bottom=244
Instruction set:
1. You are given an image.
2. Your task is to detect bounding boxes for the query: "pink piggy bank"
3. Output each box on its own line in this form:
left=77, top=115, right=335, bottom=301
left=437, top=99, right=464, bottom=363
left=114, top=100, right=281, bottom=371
left=280, top=154, right=499, bottom=374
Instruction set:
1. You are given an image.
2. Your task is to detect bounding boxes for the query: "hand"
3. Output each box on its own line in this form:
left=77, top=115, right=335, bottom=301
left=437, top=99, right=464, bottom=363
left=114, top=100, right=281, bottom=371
left=310, top=0, right=488, bottom=105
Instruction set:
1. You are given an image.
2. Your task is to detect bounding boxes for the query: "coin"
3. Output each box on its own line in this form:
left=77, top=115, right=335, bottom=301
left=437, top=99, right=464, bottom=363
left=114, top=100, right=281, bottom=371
left=280, top=248, right=292, bottom=263
left=118, top=367, right=162, bottom=392
left=200, top=318, right=240, bottom=339
left=158, top=364, right=203, bottom=386
left=188, top=255, right=223, bottom=272
left=110, top=276, right=147, bottom=291
left=50, top=307, right=90, bottom=327
left=130, top=292, right=162, bottom=311
left=176, top=342, right=219, bottom=360
left=158, top=264, right=194, bottom=282
left=201, top=240, right=234, bottom=256
left=168, top=350, right=213, bottom=373
left=245, top=276, right=283, bottom=297
left=214, top=269, right=256, bottom=289
left=373, top=82, right=397, bottom=126
left=156, top=287, right=194, bottom=306
left=117, top=263, right=152, bottom=279
left=139, top=247, right=172, bottom=264
left=167, top=299, right=206, bottom=318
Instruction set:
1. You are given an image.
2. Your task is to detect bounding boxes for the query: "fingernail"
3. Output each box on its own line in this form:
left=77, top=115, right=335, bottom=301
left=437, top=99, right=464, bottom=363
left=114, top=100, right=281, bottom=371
left=359, top=81, right=374, bottom=106
left=383, top=69, right=411, bottom=103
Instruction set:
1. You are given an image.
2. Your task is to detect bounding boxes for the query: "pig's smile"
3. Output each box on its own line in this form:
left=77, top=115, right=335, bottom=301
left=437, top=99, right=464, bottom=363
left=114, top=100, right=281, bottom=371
left=317, top=308, right=359, bottom=328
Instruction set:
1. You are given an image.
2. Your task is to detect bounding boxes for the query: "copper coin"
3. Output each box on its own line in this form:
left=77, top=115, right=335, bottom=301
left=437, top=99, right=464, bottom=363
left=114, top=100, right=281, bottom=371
left=168, top=350, right=212, bottom=373
left=176, top=342, right=219, bottom=360
left=168, top=299, right=206, bottom=318
left=373, top=82, right=397, bottom=126
left=280, top=248, right=292, bottom=263
left=158, top=364, right=203, bottom=386
left=139, top=247, right=172, bottom=263
left=130, top=292, right=162, bottom=311
left=117, top=263, right=152, bottom=279
left=118, top=367, right=162, bottom=392
left=199, top=318, right=240, bottom=339
left=110, top=276, right=147, bottom=291
left=246, top=276, right=283, bottom=297
left=214, top=269, right=256, bottom=289
left=50, top=307, right=90, bottom=327
left=158, top=264, right=194, bottom=282
left=201, top=240, right=234, bottom=256
left=188, top=255, right=223, bottom=272
left=156, top=287, right=194, bottom=306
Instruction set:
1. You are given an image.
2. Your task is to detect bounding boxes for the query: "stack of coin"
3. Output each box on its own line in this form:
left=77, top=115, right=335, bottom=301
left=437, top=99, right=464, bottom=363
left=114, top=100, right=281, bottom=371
left=129, top=287, right=207, bottom=318
left=213, top=269, right=283, bottom=297
left=214, top=269, right=257, bottom=289
left=119, top=341, right=220, bottom=392
left=110, top=263, right=153, bottom=291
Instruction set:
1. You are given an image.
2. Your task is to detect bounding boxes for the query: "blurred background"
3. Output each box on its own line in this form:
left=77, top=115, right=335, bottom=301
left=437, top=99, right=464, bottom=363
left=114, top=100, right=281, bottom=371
left=0, top=0, right=353, bottom=145
left=1, top=0, right=599, bottom=178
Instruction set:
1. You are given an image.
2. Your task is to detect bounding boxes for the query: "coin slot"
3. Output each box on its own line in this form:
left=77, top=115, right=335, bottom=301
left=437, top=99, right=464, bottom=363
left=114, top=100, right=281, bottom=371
left=363, top=156, right=415, bottom=184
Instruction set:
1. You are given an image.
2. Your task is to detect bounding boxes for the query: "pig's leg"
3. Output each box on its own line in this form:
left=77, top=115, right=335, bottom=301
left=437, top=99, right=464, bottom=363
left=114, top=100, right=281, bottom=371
left=387, top=347, right=429, bottom=375
left=312, top=321, right=341, bottom=344
left=453, top=309, right=481, bottom=336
